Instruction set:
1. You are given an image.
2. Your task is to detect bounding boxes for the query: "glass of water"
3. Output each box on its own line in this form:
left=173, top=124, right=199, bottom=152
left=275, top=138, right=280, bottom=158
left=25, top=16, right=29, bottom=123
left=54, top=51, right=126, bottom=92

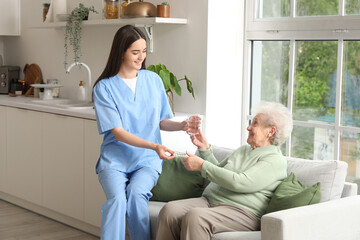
left=187, top=114, right=202, bottom=135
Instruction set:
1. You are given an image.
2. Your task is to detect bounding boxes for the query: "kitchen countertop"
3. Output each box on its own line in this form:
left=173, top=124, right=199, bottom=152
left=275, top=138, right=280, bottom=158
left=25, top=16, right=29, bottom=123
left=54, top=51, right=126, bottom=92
left=0, top=95, right=96, bottom=120
left=0, top=94, right=199, bottom=152
left=0, top=95, right=193, bottom=121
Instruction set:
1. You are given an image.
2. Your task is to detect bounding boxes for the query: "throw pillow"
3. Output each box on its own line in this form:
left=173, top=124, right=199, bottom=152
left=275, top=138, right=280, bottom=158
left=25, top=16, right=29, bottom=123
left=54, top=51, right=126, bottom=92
left=266, top=172, right=321, bottom=214
left=286, top=158, right=347, bottom=202
left=151, top=157, right=205, bottom=202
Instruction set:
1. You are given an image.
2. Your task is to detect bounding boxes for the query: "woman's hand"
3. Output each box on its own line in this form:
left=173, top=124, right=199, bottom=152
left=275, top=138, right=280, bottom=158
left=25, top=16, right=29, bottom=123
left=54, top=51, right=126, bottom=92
left=190, top=129, right=210, bottom=150
left=154, top=144, right=175, bottom=161
left=182, top=151, right=205, bottom=171
left=181, top=120, right=188, bottom=131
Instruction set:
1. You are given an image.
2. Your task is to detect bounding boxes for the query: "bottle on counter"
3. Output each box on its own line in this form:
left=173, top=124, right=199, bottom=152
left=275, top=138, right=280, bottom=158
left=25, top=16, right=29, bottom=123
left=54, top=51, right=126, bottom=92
left=77, top=80, right=86, bottom=102
left=18, top=80, right=27, bottom=95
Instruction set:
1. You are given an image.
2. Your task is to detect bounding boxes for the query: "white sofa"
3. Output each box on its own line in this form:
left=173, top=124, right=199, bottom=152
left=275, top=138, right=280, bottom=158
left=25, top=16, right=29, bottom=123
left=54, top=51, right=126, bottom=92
left=147, top=145, right=360, bottom=240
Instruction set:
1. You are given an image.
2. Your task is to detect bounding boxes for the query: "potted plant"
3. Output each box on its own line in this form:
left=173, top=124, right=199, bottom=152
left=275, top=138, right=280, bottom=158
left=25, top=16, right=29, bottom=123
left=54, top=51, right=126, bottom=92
left=157, top=2, right=170, bottom=18
left=64, top=3, right=98, bottom=69
left=147, top=63, right=195, bottom=113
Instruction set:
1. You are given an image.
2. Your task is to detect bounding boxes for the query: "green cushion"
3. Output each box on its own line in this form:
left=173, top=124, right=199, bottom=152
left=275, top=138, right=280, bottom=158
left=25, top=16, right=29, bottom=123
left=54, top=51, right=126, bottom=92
left=266, top=172, right=322, bottom=214
left=151, top=157, right=205, bottom=202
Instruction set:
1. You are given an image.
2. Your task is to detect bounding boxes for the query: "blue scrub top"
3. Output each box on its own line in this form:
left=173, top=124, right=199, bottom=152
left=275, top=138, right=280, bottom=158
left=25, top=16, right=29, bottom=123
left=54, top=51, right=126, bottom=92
left=93, top=70, right=173, bottom=174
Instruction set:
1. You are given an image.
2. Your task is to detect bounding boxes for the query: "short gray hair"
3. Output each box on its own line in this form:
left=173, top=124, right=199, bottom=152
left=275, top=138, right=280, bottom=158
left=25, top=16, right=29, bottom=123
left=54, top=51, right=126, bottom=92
left=252, top=101, right=293, bottom=146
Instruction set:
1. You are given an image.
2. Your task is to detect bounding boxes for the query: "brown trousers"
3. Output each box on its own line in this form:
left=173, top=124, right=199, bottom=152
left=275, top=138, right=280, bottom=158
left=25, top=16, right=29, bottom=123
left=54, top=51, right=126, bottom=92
left=156, top=197, right=260, bottom=240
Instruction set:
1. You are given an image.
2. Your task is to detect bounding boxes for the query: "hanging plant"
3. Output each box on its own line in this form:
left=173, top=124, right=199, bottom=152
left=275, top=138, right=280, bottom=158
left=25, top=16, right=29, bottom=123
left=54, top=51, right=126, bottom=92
left=64, top=3, right=98, bottom=69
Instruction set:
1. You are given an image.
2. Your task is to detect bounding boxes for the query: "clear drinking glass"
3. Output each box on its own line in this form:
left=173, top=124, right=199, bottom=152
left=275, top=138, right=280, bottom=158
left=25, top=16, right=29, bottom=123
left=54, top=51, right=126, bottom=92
left=187, top=114, right=202, bottom=135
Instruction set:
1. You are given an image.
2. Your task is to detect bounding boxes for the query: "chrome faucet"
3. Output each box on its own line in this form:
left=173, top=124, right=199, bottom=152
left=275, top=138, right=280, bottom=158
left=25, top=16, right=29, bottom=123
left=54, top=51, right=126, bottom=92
left=66, top=62, right=92, bottom=102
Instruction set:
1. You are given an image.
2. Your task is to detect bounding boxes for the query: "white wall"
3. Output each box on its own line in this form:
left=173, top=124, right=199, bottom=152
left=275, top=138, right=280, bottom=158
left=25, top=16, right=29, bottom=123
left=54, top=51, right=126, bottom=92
left=3, top=0, right=208, bottom=115
left=205, top=0, right=245, bottom=149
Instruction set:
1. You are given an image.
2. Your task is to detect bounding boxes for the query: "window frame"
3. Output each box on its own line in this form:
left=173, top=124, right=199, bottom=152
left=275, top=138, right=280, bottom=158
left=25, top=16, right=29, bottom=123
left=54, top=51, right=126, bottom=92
left=242, top=0, right=360, bottom=160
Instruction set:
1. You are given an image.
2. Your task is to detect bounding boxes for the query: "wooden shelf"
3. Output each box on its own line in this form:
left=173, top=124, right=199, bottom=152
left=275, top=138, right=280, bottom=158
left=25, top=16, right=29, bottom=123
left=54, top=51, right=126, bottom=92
left=32, top=17, right=188, bottom=52
left=34, top=17, right=188, bottom=29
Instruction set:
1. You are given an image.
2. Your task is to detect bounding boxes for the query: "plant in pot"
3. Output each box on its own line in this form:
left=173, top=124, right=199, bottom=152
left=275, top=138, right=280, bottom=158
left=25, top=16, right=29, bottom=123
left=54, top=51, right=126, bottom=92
left=147, top=63, right=195, bottom=113
left=157, top=2, right=170, bottom=18
left=64, top=3, right=98, bottom=69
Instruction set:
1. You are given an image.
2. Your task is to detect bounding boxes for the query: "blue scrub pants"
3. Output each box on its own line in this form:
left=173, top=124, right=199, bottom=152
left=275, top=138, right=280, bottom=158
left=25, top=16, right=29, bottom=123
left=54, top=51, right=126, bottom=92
left=98, top=167, right=159, bottom=240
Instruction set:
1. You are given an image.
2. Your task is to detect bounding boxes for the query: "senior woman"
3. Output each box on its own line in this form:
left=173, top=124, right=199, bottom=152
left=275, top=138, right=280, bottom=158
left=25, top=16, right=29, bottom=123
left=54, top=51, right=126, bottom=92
left=156, top=101, right=293, bottom=240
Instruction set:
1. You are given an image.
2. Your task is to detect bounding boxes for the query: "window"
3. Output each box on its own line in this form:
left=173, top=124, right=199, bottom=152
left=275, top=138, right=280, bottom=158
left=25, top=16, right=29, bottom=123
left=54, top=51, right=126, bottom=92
left=243, top=0, right=360, bottom=183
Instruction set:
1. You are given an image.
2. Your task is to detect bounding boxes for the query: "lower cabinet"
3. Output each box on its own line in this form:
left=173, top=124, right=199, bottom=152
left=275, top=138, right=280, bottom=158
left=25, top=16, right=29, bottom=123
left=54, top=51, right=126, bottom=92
left=84, top=120, right=106, bottom=227
left=0, top=106, right=6, bottom=192
left=0, top=107, right=105, bottom=233
left=42, top=113, right=85, bottom=220
left=6, top=107, right=43, bottom=206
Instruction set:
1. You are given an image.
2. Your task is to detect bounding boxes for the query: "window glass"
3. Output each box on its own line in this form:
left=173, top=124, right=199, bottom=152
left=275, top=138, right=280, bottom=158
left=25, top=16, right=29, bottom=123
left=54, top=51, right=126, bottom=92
left=257, top=0, right=291, bottom=18
left=340, top=131, right=360, bottom=178
left=291, top=125, right=335, bottom=160
left=345, top=0, right=360, bottom=15
left=293, top=41, right=338, bottom=122
left=251, top=41, right=289, bottom=108
left=296, top=0, right=338, bottom=16
left=341, top=41, right=360, bottom=127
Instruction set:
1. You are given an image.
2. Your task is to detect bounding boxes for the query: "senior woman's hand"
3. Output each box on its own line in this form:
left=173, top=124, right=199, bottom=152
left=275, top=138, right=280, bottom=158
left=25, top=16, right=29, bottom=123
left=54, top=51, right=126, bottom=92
left=182, top=152, right=205, bottom=171
left=190, top=129, right=210, bottom=150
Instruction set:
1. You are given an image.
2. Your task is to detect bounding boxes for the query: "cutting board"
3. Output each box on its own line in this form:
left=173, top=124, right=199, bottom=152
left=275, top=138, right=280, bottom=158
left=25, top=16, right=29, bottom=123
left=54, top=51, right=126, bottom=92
left=23, top=63, right=43, bottom=96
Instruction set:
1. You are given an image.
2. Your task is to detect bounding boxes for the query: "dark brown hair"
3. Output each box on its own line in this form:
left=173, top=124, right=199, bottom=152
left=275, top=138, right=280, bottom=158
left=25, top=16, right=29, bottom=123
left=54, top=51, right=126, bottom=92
left=93, top=25, right=147, bottom=90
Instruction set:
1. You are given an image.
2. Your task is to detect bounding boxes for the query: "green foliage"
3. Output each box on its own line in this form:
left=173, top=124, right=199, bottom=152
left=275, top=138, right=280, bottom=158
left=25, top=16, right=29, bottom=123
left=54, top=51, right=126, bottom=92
left=160, top=2, right=169, bottom=5
left=257, top=41, right=289, bottom=105
left=296, top=0, right=338, bottom=16
left=64, top=4, right=98, bottom=69
left=147, top=63, right=195, bottom=98
left=262, top=0, right=291, bottom=18
left=346, top=0, right=360, bottom=14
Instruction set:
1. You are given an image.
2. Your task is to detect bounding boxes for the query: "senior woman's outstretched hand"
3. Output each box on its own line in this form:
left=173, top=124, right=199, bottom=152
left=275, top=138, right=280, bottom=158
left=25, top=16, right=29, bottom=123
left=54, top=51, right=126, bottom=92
left=190, top=129, right=210, bottom=150
left=182, top=152, right=205, bottom=171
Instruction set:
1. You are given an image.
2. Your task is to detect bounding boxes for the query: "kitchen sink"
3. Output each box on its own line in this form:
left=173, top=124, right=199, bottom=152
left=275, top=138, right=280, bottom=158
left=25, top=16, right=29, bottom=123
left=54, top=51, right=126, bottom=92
left=30, top=99, right=94, bottom=110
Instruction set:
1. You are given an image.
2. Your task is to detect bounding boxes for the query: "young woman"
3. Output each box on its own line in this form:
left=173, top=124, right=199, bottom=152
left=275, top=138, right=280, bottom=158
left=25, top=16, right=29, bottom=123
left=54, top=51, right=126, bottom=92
left=93, top=25, right=187, bottom=240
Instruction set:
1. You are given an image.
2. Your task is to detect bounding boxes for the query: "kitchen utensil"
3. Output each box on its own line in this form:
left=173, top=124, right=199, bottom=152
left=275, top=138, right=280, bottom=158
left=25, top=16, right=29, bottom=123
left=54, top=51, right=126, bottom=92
left=23, top=63, right=43, bottom=95
left=124, top=0, right=156, bottom=18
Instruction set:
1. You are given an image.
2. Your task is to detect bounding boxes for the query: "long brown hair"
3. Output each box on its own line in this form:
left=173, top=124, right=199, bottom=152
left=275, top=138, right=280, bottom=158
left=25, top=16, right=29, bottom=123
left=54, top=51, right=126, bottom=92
left=93, top=25, right=147, bottom=90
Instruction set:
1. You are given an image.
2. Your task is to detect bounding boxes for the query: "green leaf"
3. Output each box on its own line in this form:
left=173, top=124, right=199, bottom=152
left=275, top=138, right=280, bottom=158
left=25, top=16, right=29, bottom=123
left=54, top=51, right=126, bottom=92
left=160, top=63, right=167, bottom=70
left=185, top=75, right=195, bottom=98
left=147, top=65, right=155, bottom=72
left=171, top=73, right=181, bottom=96
left=159, top=69, right=171, bottom=90
left=155, top=64, right=164, bottom=74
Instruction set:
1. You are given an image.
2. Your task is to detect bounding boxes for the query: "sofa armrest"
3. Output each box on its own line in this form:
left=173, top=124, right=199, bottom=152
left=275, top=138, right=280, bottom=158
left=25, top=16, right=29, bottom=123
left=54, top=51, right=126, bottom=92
left=261, top=195, right=360, bottom=240
left=342, top=182, right=358, bottom=197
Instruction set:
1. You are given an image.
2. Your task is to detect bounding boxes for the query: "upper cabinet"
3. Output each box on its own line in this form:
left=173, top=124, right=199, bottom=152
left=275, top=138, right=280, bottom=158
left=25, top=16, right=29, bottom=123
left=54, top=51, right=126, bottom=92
left=0, top=0, right=20, bottom=36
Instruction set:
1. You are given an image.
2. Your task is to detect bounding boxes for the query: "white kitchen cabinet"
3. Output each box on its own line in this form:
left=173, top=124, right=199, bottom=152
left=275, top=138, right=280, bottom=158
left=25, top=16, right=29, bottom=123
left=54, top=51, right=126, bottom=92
left=42, top=113, right=84, bottom=220
left=5, top=107, right=42, bottom=205
left=0, top=0, right=20, bottom=36
left=84, top=119, right=105, bottom=227
left=0, top=106, right=6, bottom=192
